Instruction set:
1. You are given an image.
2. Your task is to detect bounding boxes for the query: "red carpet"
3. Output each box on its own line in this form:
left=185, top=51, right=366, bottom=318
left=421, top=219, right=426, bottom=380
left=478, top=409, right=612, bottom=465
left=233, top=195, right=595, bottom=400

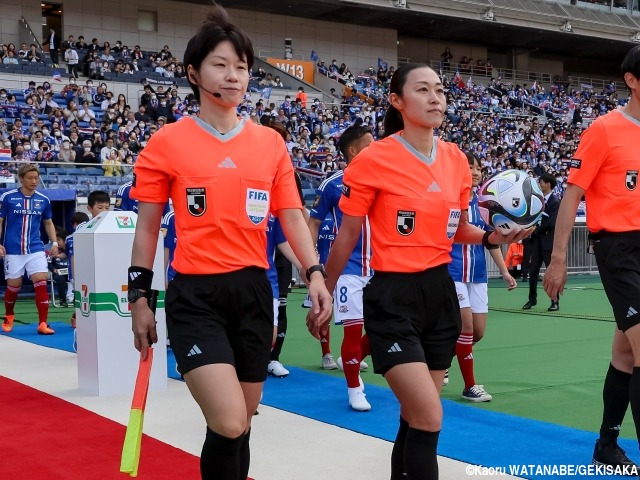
left=0, top=376, right=200, bottom=479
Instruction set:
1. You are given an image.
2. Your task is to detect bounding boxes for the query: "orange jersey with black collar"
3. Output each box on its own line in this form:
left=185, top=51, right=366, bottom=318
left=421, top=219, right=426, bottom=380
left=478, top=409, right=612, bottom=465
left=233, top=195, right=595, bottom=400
left=131, top=117, right=301, bottom=274
left=339, top=134, right=471, bottom=272
left=569, top=110, right=640, bottom=233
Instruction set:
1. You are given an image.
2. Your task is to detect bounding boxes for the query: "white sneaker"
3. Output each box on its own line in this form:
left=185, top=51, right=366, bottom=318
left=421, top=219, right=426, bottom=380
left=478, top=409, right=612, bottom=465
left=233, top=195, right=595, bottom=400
left=348, top=387, right=371, bottom=411
left=267, top=360, right=290, bottom=377
left=321, top=353, right=338, bottom=370
left=337, top=356, right=369, bottom=371
left=302, top=294, right=312, bottom=308
left=443, top=369, right=449, bottom=386
left=462, top=384, right=492, bottom=402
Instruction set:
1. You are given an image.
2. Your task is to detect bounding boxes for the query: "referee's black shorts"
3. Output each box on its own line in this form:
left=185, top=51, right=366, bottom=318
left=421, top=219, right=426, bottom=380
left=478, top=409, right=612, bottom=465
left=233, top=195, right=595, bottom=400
left=594, top=231, right=640, bottom=332
left=363, top=264, right=462, bottom=375
left=166, top=267, right=274, bottom=382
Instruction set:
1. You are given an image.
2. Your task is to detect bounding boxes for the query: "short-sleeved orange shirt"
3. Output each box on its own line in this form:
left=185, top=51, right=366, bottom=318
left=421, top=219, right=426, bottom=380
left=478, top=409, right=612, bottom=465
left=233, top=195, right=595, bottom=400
left=131, top=117, right=301, bottom=274
left=569, top=110, right=640, bottom=233
left=339, top=134, right=471, bottom=272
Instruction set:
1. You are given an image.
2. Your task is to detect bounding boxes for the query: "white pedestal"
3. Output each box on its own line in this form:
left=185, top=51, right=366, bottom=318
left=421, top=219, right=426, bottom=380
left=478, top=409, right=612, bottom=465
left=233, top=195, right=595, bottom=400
left=74, top=211, right=167, bottom=396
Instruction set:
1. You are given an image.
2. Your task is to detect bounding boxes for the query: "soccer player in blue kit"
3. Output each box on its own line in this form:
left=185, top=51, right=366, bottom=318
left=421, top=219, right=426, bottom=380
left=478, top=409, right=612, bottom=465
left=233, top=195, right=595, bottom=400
left=308, top=125, right=375, bottom=411
left=0, top=164, right=59, bottom=334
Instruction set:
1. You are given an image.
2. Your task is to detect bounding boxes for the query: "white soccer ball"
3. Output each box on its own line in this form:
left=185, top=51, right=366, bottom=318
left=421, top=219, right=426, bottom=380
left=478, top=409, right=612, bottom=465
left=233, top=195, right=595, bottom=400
left=477, top=170, right=545, bottom=235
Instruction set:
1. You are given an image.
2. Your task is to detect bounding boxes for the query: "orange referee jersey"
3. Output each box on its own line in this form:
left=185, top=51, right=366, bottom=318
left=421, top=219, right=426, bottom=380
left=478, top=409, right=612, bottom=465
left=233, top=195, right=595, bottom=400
left=339, top=134, right=471, bottom=272
left=569, top=110, right=640, bottom=233
left=131, top=117, right=301, bottom=274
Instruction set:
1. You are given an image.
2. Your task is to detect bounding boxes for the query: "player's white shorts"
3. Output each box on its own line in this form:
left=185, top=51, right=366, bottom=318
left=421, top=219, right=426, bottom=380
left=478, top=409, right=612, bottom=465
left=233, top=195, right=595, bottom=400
left=454, top=281, right=488, bottom=314
left=333, top=274, right=371, bottom=325
left=273, top=298, right=280, bottom=327
left=4, top=252, right=48, bottom=279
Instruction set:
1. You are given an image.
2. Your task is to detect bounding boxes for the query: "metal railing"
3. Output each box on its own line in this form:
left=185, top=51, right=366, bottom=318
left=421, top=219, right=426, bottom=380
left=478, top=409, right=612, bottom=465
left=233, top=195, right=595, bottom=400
left=486, top=223, right=597, bottom=277
left=19, top=16, right=43, bottom=52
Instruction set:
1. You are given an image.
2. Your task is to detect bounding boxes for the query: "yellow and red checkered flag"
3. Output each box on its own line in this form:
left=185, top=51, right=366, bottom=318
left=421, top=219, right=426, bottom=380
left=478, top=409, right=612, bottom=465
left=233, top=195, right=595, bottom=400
left=120, top=347, right=153, bottom=477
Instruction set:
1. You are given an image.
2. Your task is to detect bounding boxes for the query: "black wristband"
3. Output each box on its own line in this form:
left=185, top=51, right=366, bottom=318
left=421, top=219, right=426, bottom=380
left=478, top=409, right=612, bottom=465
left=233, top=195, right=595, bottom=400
left=128, top=266, right=153, bottom=290
left=482, top=231, right=500, bottom=250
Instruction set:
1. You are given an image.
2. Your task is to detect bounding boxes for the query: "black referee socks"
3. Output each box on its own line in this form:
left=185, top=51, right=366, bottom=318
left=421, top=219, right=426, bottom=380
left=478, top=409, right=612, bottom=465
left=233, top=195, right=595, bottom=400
left=404, top=428, right=440, bottom=480
left=599, top=363, right=631, bottom=446
left=390, top=416, right=409, bottom=479
left=200, top=427, right=244, bottom=480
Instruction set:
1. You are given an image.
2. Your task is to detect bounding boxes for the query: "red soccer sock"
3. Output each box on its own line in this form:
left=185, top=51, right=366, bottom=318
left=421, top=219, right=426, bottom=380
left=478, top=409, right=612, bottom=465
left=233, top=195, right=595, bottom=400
left=4, top=285, right=21, bottom=316
left=456, top=332, right=476, bottom=389
left=33, top=281, right=49, bottom=325
left=320, top=327, right=331, bottom=356
left=342, top=322, right=364, bottom=388
left=361, top=333, right=371, bottom=359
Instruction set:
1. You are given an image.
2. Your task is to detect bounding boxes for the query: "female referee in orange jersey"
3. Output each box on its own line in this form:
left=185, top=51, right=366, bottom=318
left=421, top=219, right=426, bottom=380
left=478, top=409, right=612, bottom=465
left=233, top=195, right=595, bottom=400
left=308, top=63, right=530, bottom=479
left=128, top=5, right=332, bottom=480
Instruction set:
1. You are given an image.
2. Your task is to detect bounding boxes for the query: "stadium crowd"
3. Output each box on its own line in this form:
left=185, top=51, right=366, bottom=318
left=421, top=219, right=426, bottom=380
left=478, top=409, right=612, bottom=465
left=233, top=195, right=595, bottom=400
left=0, top=37, right=629, bottom=201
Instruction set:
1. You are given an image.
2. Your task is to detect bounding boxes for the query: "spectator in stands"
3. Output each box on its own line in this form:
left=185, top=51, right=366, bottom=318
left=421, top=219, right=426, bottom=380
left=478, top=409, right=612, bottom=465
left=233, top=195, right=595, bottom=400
left=134, top=104, right=151, bottom=123
left=102, top=148, right=122, bottom=176
left=2, top=51, right=18, bottom=65
left=92, top=86, right=107, bottom=108
left=100, top=137, right=117, bottom=162
left=441, top=47, right=453, bottom=71
left=78, top=100, right=95, bottom=122
left=87, top=52, right=101, bottom=79
left=18, top=43, right=29, bottom=59
left=64, top=45, right=79, bottom=79
left=272, top=75, right=284, bottom=88
left=78, top=139, right=97, bottom=164
left=88, top=38, right=100, bottom=53
left=40, top=92, right=59, bottom=115
left=296, top=87, right=308, bottom=108
left=75, top=36, right=86, bottom=50
left=259, top=73, right=274, bottom=86
left=63, top=100, right=80, bottom=123
left=26, top=44, right=42, bottom=63
left=100, top=47, right=114, bottom=64
left=46, top=27, right=60, bottom=66
left=132, top=45, right=143, bottom=60
left=160, top=45, right=172, bottom=60
left=57, top=140, right=76, bottom=165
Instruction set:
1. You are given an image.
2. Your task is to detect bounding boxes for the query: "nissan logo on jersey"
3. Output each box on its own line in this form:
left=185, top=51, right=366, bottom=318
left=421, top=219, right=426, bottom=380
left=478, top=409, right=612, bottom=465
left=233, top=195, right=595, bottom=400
left=396, top=210, right=415, bottom=236
left=186, top=187, right=207, bottom=217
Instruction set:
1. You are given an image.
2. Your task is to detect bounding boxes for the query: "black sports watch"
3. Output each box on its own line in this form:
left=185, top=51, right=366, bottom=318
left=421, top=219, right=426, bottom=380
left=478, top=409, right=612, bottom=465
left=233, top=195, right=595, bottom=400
left=306, top=264, right=327, bottom=282
left=127, top=288, right=151, bottom=304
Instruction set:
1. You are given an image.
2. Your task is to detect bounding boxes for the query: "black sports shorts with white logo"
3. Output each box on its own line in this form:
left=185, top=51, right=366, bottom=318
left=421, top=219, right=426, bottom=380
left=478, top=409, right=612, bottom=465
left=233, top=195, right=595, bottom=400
left=594, top=231, right=640, bottom=332
left=363, top=264, right=462, bottom=375
left=166, top=267, right=274, bottom=382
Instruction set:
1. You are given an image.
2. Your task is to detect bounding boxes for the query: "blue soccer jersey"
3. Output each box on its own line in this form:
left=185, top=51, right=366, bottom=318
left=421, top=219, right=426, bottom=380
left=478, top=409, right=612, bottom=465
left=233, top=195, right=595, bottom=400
left=449, top=192, right=488, bottom=283
left=310, top=170, right=372, bottom=276
left=161, top=211, right=177, bottom=282
left=317, top=213, right=335, bottom=265
left=115, top=181, right=137, bottom=212
left=65, top=220, right=86, bottom=281
left=0, top=189, right=52, bottom=255
left=266, top=214, right=286, bottom=298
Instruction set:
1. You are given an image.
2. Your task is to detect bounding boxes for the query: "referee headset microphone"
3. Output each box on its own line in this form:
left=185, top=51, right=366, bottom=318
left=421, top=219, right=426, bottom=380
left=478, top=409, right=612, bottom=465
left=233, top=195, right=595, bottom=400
left=189, top=72, right=222, bottom=98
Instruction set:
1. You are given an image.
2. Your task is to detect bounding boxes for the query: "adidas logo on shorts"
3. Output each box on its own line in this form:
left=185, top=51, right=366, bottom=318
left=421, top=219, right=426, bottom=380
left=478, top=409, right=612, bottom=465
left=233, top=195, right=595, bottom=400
left=627, top=307, right=638, bottom=318
left=387, top=342, right=402, bottom=353
left=187, top=344, right=202, bottom=356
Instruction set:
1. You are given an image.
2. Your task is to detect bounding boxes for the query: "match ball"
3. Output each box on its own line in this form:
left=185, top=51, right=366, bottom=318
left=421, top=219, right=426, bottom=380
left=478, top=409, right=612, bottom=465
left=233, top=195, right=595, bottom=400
left=477, top=170, right=545, bottom=235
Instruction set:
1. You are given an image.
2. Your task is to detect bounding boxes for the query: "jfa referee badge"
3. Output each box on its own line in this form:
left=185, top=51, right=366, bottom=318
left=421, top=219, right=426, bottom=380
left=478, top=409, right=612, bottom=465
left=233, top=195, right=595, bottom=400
left=626, top=170, right=638, bottom=191
left=186, top=187, right=207, bottom=216
left=447, top=209, right=461, bottom=239
left=396, top=210, right=415, bottom=236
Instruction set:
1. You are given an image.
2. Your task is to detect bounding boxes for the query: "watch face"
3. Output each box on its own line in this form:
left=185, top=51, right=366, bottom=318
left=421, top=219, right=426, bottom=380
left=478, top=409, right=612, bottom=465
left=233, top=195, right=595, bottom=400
left=128, top=289, right=141, bottom=303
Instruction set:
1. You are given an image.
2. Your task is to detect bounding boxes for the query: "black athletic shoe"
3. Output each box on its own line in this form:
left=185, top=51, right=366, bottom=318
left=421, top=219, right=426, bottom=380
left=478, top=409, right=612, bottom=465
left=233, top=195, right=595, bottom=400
left=592, top=440, right=639, bottom=475
left=548, top=301, right=559, bottom=312
left=522, top=300, right=537, bottom=310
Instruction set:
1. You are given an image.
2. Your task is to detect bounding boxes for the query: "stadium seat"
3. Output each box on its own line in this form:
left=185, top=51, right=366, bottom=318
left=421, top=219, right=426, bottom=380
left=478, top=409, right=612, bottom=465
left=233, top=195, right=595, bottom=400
left=83, top=168, right=104, bottom=176
left=45, top=167, right=67, bottom=175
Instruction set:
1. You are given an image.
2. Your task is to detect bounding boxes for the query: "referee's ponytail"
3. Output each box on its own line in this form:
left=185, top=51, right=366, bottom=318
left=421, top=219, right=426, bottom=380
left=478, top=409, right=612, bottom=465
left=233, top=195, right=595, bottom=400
left=382, top=63, right=437, bottom=138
